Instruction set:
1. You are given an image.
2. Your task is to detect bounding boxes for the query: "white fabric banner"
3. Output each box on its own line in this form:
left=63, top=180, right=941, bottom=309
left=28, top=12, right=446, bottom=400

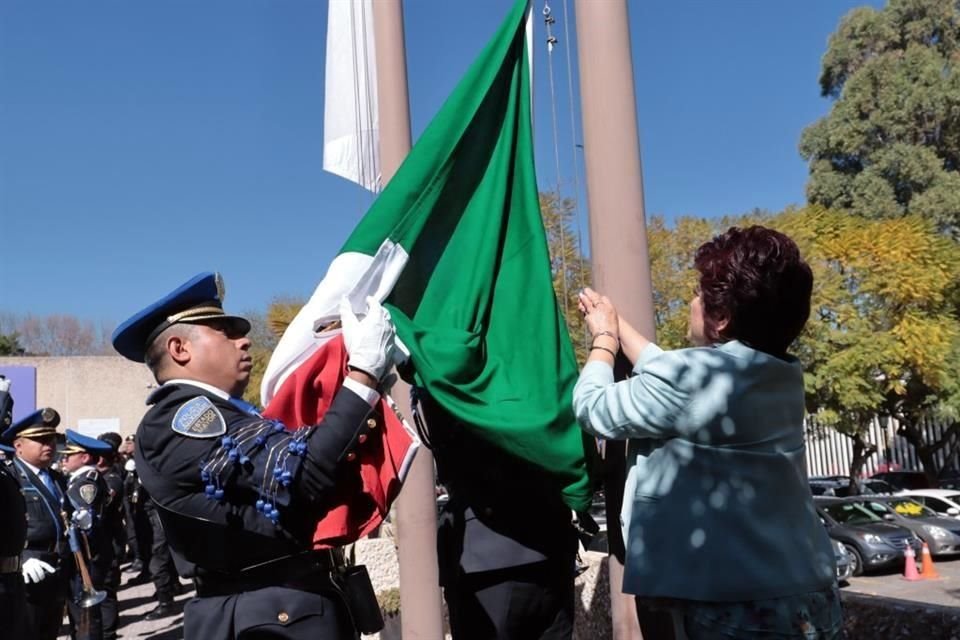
left=323, top=0, right=380, bottom=192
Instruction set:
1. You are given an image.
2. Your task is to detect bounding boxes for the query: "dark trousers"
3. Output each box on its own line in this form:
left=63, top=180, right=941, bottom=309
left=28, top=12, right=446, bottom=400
left=23, top=577, right=66, bottom=640
left=444, top=562, right=574, bottom=640
left=147, top=506, right=177, bottom=604
left=0, top=573, right=26, bottom=640
left=184, top=585, right=357, bottom=640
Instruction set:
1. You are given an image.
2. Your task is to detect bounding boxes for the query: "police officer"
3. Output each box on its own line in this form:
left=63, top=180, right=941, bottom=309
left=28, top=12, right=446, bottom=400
left=95, top=432, right=126, bottom=640
left=118, top=436, right=152, bottom=583
left=60, top=430, right=115, bottom=640
left=0, top=376, right=28, bottom=640
left=417, top=391, right=580, bottom=640
left=111, top=272, right=398, bottom=639
left=139, top=481, right=180, bottom=619
left=3, top=408, right=71, bottom=640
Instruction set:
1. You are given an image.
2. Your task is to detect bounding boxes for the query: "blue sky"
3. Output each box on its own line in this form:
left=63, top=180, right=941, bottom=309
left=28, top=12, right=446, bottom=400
left=0, top=0, right=883, bottom=327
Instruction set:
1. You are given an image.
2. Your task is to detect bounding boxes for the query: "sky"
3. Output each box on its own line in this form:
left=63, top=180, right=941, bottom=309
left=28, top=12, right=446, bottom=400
left=0, top=0, right=885, bottom=329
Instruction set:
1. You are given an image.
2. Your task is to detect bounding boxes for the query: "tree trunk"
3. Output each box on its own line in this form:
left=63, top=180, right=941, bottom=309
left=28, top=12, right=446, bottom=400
left=847, top=432, right=877, bottom=495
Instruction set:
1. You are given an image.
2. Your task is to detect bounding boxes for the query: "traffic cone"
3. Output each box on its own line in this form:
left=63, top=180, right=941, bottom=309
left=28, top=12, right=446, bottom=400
left=901, top=545, right=921, bottom=581
left=919, top=542, right=941, bottom=580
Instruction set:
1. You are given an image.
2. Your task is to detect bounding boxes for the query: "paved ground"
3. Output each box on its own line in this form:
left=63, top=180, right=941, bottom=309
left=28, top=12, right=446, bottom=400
left=844, top=552, right=960, bottom=607
left=57, top=567, right=194, bottom=640
left=53, top=555, right=960, bottom=639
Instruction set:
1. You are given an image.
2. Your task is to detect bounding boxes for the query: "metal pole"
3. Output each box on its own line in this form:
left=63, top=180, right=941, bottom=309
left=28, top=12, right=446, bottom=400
left=575, top=1, right=654, bottom=638
left=372, top=2, right=445, bottom=638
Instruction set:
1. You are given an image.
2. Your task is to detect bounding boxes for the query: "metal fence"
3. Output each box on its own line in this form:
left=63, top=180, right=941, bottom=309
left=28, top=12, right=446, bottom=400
left=804, top=416, right=960, bottom=478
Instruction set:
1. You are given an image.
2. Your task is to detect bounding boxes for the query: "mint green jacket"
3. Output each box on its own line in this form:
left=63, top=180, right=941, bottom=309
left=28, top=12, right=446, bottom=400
left=573, top=340, right=835, bottom=602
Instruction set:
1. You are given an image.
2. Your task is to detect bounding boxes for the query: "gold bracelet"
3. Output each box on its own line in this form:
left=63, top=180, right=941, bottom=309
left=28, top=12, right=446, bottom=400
left=590, top=345, right=617, bottom=358
left=592, top=330, right=618, bottom=342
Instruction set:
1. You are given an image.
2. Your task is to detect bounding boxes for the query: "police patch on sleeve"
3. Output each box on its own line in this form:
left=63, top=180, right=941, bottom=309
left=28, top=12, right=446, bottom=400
left=172, top=396, right=226, bottom=439
left=79, top=483, right=97, bottom=505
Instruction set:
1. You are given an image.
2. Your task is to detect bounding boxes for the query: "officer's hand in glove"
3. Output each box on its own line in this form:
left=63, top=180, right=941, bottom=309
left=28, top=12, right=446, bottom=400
left=72, top=509, right=93, bottom=532
left=339, top=296, right=397, bottom=380
left=22, top=558, right=55, bottom=584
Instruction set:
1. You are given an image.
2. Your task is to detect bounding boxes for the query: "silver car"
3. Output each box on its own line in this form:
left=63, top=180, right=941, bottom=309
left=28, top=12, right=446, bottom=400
left=860, top=497, right=960, bottom=556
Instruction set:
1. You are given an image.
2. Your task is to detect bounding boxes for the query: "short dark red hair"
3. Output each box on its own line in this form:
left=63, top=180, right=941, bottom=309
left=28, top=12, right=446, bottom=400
left=693, top=226, right=813, bottom=355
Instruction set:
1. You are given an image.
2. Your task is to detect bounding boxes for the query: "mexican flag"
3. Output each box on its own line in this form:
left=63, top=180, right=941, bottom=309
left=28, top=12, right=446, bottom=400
left=263, top=0, right=592, bottom=513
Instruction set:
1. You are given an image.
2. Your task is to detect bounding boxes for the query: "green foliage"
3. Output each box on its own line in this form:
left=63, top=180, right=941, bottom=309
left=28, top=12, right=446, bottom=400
left=0, top=332, right=24, bottom=356
left=540, top=192, right=591, bottom=364
left=242, top=297, right=305, bottom=406
left=645, top=207, right=960, bottom=479
left=801, top=0, right=960, bottom=237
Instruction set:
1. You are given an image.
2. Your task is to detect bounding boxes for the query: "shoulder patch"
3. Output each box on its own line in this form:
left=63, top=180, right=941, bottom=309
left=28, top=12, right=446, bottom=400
left=79, top=483, right=97, bottom=504
left=172, top=396, right=226, bottom=439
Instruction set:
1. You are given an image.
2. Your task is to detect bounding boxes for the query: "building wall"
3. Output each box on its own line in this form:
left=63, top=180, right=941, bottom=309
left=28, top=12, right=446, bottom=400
left=0, top=356, right=156, bottom=437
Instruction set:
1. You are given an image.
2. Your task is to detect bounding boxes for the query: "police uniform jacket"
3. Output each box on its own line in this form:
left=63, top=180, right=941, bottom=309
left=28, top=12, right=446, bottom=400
left=134, top=380, right=378, bottom=583
left=10, top=459, right=70, bottom=570
left=100, top=465, right=126, bottom=553
left=0, top=460, right=27, bottom=560
left=66, top=465, right=114, bottom=585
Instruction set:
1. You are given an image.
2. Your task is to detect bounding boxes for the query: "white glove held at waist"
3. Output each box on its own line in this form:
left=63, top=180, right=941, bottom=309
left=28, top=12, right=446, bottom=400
left=339, top=296, right=397, bottom=380
left=22, top=558, right=55, bottom=584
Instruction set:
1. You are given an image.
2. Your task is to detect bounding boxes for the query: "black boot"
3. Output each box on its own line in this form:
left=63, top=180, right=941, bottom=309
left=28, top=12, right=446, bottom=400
left=143, top=602, right=176, bottom=621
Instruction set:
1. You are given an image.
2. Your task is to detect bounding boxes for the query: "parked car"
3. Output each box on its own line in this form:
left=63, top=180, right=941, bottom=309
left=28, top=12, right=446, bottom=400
left=898, top=489, right=960, bottom=520
left=869, top=471, right=934, bottom=491
left=814, top=497, right=922, bottom=576
left=855, top=496, right=960, bottom=557
left=938, top=475, right=960, bottom=490
left=832, top=538, right=854, bottom=583
left=809, top=477, right=896, bottom=497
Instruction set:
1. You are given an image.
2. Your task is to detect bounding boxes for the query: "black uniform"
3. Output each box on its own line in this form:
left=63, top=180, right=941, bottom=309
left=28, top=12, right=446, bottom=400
left=0, top=458, right=28, bottom=640
left=134, top=381, right=382, bottom=639
left=11, top=458, right=71, bottom=640
left=419, top=392, right=579, bottom=640
left=140, top=483, right=178, bottom=611
left=99, top=465, right=126, bottom=640
left=120, top=461, right=151, bottom=576
left=65, top=466, right=114, bottom=640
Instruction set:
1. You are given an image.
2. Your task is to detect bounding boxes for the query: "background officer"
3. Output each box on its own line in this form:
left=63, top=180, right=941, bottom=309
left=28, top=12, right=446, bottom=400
left=96, top=432, right=127, bottom=640
left=417, top=391, right=580, bottom=640
left=111, top=272, right=399, bottom=639
left=0, top=376, right=28, bottom=640
left=60, top=429, right=115, bottom=640
left=3, top=408, right=71, bottom=640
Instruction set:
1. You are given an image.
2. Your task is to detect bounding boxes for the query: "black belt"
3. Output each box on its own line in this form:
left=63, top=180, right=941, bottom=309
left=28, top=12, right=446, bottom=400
left=25, top=541, right=59, bottom=553
left=195, top=550, right=345, bottom=598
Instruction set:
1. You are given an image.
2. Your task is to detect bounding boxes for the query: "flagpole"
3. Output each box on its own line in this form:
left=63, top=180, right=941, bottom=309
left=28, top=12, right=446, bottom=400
left=574, top=1, right=654, bottom=638
left=372, top=2, right=446, bottom=638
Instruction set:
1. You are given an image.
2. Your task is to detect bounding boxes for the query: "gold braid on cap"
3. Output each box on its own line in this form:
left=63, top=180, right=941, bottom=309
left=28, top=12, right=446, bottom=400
left=165, top=306, right=227, bottom=324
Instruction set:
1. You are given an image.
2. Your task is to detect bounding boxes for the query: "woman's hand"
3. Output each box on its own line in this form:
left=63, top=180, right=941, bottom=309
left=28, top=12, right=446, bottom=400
left=578, top=288, right=620, bottom=342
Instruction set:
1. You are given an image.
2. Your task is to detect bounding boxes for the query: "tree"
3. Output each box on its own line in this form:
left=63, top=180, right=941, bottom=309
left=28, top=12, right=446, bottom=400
left=777, top=207, right=960, bottom=485
left=539, top=192, right=591, bottom=363
left=800, top=0, right=960, bottom=237
left=1, top=313, right=112, bottom=356
left=640, top=207, right=960, bottom=486
left=242, top=298, right=305, bottom=406
left=0, top=332, right=25, bottom=356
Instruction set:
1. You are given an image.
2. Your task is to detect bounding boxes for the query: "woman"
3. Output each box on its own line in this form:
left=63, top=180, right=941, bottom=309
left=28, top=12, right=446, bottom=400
left=573, top=226, right=842, bottom=639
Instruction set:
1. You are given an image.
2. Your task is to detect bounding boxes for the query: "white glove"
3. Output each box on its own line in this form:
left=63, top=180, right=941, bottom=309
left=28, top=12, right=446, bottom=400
left=22, top=558, right=55, bottom=584
left=124, top=459, right=136, bottom=473
left=339, top=296, right=397, bottom=380
left=72, top=509, right=93, bottom=532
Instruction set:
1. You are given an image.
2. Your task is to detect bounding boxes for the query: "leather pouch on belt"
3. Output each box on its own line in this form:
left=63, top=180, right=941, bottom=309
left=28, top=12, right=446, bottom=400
left=337, top=564, right=383, bottom=634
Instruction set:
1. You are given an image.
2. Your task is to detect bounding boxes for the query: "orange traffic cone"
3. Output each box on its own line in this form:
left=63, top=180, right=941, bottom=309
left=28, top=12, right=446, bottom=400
left=901, top=545, right=921, bottom=581
left=920, top=542, right=941, bottom=579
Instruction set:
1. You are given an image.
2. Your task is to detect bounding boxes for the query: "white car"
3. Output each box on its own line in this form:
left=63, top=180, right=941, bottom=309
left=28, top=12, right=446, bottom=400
left=899, top=489, right=960, bottom=519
